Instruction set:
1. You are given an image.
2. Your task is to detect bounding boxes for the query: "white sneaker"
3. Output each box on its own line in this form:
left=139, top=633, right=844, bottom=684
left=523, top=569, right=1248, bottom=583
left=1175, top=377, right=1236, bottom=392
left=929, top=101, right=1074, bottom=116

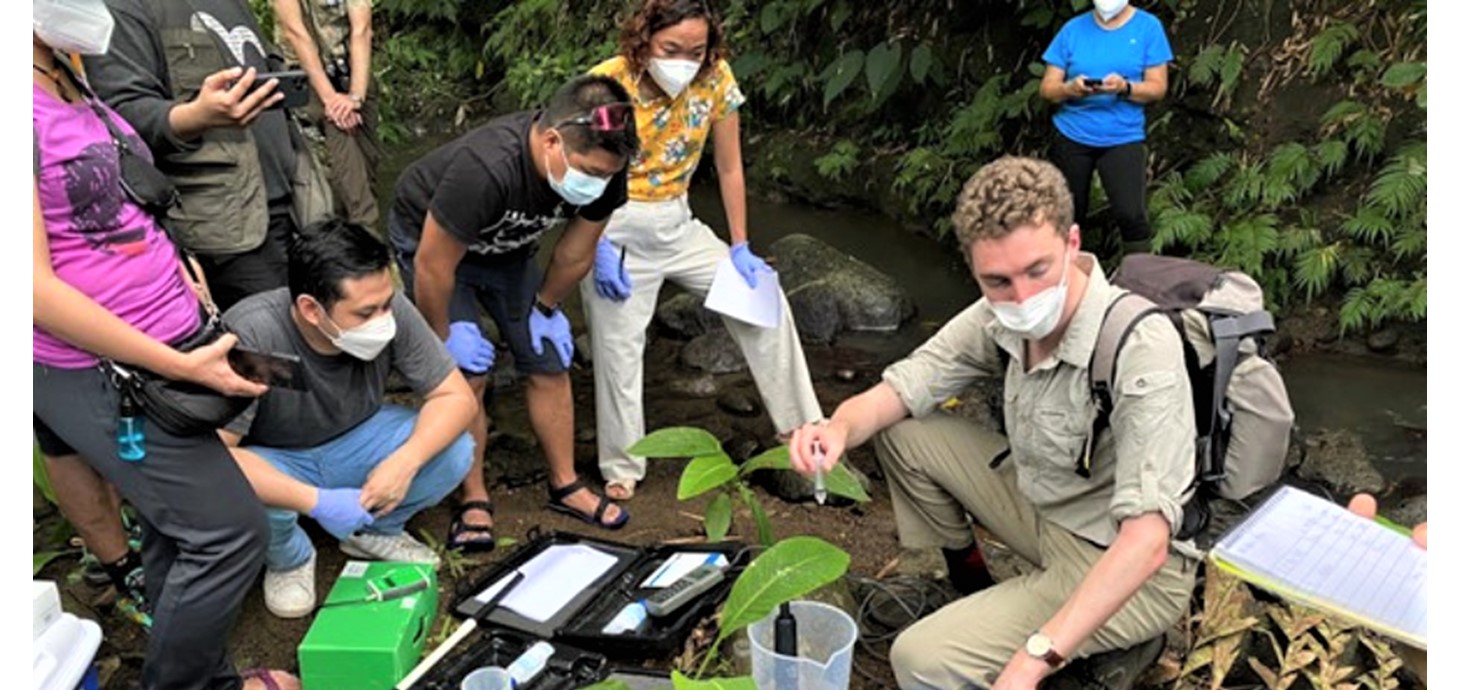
left=340, top=531, right=440, bottom=567
left=264, top=551, right=316, bottom=619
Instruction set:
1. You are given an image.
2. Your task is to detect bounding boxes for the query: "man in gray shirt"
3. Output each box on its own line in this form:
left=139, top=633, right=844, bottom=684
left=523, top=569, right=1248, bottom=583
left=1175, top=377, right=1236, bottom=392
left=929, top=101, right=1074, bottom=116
left=788, top=157, right=1197, bottom=689
left=221, top=220, right=476, bottom=619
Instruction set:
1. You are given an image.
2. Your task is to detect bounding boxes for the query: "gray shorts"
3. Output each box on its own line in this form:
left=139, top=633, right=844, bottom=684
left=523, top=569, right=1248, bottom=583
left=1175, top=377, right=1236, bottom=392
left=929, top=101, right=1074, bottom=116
left=390, top=213, right=566, bottom=376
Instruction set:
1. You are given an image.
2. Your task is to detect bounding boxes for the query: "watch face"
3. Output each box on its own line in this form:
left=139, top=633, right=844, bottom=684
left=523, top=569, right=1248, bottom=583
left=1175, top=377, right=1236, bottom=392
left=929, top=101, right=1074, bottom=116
left=1026, top=633, right=1053, bottom=657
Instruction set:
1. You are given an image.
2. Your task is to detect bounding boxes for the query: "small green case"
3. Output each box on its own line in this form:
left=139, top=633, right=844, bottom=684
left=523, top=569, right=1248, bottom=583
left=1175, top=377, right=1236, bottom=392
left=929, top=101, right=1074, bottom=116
left=298, top=561, right=438, bottom=690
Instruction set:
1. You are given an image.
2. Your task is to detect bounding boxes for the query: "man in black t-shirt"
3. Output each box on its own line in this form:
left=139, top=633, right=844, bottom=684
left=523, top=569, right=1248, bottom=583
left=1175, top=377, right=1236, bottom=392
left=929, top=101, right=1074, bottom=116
left=390, top=75, right=639, bottom=546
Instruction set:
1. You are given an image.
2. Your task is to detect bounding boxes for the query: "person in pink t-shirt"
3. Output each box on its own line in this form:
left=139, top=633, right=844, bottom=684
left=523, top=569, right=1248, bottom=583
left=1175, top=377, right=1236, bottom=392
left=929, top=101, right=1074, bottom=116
left=31, top=2, right=314, bottom=687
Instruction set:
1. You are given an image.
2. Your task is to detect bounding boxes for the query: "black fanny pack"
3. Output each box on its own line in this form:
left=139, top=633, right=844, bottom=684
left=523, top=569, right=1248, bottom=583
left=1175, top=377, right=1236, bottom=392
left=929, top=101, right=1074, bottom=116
left=58, top=57, right=180, bottom=216
left=103, top=315, right=255, bottom=437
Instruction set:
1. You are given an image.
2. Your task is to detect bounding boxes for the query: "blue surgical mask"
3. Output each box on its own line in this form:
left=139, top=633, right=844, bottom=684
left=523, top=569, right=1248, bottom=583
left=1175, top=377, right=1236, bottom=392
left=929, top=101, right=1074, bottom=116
left=546, top=138, right=609, bottom=206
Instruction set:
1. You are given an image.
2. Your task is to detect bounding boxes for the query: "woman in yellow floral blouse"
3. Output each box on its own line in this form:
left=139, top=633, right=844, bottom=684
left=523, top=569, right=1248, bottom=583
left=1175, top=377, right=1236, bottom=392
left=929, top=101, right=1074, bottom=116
left=582, top=0, right=823, bottom=500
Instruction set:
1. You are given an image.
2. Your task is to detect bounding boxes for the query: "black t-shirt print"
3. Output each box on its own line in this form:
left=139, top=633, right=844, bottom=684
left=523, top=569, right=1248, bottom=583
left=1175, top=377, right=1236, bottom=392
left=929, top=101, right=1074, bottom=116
left=389, top=110, right=629, bottom=264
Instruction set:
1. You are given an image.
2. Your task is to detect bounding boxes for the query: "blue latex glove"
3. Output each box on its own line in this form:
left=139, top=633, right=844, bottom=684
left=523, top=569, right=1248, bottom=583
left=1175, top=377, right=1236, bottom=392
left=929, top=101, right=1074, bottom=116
left=593, top=237, right=632, bottom=301
left=309, top=488, right=375, bottom=541
left=445, top=321, right=495, bottom=374
left=730, top=241, right=772, bottom=289
left=529, top=304, right=574, bottom=369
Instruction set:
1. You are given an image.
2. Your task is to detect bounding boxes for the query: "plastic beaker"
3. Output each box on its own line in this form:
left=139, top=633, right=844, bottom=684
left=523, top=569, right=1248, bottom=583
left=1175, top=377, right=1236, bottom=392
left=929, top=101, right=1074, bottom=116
left=460, top=666, right=512, bottom=690
left=748, top=600, right=857, bottom=690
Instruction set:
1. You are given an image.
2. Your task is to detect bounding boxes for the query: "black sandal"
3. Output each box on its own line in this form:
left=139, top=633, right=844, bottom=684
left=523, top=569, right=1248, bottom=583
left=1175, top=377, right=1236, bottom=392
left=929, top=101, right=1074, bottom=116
left=546, top=479, right=629, bottom=530
left=448, top=500, right=497, bottom=553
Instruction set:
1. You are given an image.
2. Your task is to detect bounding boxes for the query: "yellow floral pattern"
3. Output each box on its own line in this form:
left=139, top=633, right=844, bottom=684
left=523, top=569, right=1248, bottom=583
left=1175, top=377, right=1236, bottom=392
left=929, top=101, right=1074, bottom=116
left=590, top=56, right=745, bottom=202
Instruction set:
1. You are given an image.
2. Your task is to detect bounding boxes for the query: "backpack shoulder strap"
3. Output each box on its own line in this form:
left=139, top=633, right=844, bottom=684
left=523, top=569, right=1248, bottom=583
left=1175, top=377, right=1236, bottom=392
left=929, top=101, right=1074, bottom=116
left=1089, top=291, right=1163, bottom=411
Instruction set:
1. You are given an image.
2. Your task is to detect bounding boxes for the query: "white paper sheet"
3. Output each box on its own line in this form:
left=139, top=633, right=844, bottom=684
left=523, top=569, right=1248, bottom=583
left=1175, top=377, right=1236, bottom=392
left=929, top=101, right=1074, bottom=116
left=639, top=552, right=728, bottom=589
left=1212, top=485, right=1427, bottom=648
left=703, top=258, right=782, bottom=329
left=471, top=544, right=619, bottom=623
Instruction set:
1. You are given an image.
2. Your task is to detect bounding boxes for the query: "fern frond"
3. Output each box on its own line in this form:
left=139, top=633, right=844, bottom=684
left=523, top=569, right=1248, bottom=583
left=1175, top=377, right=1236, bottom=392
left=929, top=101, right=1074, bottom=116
left=1278, top=226, right=1324, bottom=258
left=1190, top=44, right=1226, bottom=88
left=1393, top=223, right=1427, bottom=260
left=1217, top=213, right=1280, bottom=276
left=1308, top=22, right=1359, bottom=77
left=1349, top=113, right=1387, bottom=162
left=1268, top=142, right=1319, bottom=195
left=1313, top=139, right=1349, bottom=178
left=1186, top=152, right=1235, bottom=194
left=1364, top=142, right=1426, bottom=218
left=1338, top=246, right=1376, bottom=284
left=1341, top=208, right=1396, bottom=245
left=1294, top=244, right=1341, bottom=299
left=1222, top=161, right=1265, bottom=211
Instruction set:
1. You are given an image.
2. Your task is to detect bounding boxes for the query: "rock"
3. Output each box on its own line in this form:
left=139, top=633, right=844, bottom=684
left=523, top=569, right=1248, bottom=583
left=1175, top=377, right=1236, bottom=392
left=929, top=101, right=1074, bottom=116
left=724, top=435, right=764, bottom=463
left=1295, top=429, right=1385, bottom=496
left=770, top=234, right=916, bottom=342
left=1390, top=494, right=1427, bottom=527
left=681, top=333, right=748, bottom=374
left=716, top=392, right=762, bottom=417
left=1366, top=328, right=1400, bottom=354
left=655, top=292, right=722, bottom=339
left=574, top=426, right=596, bottom=444
left=834, top=368, right=858, bottom=382
left=667, top=374, right=720, bottom=399
left=486, top=432, right=544, bottom=489
left=573, top=334, right=592, bottom=365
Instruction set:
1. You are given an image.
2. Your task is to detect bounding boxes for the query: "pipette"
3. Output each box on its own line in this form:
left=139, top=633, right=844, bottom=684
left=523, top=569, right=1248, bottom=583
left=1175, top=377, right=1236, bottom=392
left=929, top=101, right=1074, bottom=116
left=813, top=441, right=827, bottom=505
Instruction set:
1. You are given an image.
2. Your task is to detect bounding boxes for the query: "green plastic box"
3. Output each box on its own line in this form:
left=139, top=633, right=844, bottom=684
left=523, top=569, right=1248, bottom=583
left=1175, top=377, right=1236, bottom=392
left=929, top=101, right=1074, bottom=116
left=298, top=561, right=438, bottom=690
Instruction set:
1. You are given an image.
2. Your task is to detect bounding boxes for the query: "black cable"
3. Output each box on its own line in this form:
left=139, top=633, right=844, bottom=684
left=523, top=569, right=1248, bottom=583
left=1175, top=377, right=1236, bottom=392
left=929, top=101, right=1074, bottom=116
left=845, top=574, right=958, bottom=687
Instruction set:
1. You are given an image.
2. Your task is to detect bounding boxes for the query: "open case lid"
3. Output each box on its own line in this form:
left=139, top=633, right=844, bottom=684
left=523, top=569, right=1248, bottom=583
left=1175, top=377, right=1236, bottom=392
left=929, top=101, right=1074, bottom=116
left=450, top=530, right=746, bottom=659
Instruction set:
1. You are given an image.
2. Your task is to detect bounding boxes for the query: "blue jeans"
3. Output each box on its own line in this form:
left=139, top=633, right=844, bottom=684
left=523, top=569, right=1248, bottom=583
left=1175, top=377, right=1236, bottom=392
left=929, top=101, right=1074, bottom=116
left=248, top=404, right=474, bottom=571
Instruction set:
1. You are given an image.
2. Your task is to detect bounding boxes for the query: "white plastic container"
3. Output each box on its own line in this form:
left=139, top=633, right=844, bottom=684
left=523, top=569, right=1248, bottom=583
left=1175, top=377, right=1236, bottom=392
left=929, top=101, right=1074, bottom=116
left=33, top=612, right=102, bottom=690
left=33, top=581, right=62, bottom=641
left=748, top=600, right=857, bottom=690
left=459, top=666, right=512, bottom=690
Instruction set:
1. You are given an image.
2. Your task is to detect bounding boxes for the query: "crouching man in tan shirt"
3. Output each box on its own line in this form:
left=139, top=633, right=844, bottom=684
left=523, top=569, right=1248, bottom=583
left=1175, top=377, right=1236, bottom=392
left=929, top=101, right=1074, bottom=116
left=789, top=156, right=1199, bottom=690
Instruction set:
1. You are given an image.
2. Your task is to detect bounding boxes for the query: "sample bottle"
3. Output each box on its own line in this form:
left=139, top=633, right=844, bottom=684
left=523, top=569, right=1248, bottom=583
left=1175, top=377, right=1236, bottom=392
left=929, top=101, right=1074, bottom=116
left=506, top=641, right=555, bottom=687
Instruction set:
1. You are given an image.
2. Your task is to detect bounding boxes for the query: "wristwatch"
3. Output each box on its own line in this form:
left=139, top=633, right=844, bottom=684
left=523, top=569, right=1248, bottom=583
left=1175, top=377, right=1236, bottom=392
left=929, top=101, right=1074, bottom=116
left=1121, top=81, right=1133, bottom=98
left=1025, top=631, right=1066, bottom=669
left=533, top=294, right=559, bottom=317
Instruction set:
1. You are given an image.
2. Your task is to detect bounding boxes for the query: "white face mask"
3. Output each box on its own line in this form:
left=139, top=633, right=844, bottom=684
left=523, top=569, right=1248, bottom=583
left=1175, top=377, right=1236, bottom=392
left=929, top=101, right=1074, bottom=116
left=989, top=248, right=1073, bottom=341
left=1093, top=0, right=1129, bottom=22
left=34, top=0, right=115, bottom=55
left=648, top=58, right=700, bottom=99
left=319, top=307, right=396, bottom=361
left=546, top=141, right=609, bottom=206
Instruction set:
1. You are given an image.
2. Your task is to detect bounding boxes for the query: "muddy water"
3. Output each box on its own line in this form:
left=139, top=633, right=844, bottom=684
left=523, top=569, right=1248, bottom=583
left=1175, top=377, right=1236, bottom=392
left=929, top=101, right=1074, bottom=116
left=377, top=137, right=1426, bottom=485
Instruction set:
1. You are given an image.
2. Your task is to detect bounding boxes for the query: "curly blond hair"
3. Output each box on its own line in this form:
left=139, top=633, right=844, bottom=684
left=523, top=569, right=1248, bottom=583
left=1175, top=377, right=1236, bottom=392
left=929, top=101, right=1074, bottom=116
left=951, top=156, right=1074, bottom=257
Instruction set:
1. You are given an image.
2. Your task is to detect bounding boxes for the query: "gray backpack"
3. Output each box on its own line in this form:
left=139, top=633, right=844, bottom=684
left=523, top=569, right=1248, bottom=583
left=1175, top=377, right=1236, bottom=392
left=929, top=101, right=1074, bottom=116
left=1090, top=254, right=1295, bottom=540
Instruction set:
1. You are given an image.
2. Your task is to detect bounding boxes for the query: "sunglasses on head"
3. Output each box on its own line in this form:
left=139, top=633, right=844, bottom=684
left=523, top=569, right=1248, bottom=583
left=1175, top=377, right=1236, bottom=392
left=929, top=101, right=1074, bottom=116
left=555, top=102, right=633, bottom=132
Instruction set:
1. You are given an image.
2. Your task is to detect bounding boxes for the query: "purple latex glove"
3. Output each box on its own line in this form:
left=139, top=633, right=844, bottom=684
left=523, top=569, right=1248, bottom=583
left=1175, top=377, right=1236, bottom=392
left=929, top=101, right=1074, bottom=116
left=445, top=321, right=495, bottom=374
left=309, top=487, right=375, bottom=540
left=529, top=304, right=573, bottom=369
left=730, top=241, right=772, bottom=289
left=593, top=237, right=632, bottom=301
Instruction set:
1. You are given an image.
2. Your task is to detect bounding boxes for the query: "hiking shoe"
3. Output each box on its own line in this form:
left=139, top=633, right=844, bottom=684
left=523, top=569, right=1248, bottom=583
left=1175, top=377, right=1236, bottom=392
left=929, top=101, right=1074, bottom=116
left=264, top=551, right=317, bottom=619
left=340, top=531, right=440, bottom=567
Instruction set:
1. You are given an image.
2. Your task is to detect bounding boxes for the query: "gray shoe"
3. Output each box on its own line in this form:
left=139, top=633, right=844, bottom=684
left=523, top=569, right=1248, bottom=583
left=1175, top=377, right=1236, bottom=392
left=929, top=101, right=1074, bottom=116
left=340, top=531, right=440, bottom=567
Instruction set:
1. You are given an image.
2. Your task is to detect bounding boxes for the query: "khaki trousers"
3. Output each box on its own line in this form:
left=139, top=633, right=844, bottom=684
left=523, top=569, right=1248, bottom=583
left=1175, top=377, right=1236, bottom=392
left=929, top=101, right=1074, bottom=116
left=875, top=414, right=1197, bottom=689
left=308, top=93, right=380, bottom=229
left=580, top=197, right=824, bottom=483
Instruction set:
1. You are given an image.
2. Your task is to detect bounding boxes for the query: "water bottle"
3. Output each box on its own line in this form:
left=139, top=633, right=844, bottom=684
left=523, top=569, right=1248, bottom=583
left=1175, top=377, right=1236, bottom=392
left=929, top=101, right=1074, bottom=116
left=505, top=641, right=555, bottom=687
left=116, top=390, right=146, bottom=462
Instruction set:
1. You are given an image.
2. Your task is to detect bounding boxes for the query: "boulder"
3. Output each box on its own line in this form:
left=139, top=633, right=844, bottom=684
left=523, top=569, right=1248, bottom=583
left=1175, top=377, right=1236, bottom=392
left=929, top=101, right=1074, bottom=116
left=681, top=333, right=748, bottom=374
left=770, top=234, right=916, bottom=343
left=655, top=292, right=722, bottom=339
left=1295, top=428, right=1385, bottom=496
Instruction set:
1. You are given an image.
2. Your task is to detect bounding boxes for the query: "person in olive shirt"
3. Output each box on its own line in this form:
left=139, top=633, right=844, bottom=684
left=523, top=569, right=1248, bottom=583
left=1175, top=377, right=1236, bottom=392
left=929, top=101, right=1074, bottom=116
left=390, top=74, right=639, bottom=546
left=790, top=157, right=1198, bottom=690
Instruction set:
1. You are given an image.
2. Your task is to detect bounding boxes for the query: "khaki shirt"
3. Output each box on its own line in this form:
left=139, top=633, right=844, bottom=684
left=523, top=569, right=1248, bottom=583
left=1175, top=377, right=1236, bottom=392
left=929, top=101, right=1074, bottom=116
left=883, top=253, right=1197, bottom=552
left=277, top=0, right=370, bottom=64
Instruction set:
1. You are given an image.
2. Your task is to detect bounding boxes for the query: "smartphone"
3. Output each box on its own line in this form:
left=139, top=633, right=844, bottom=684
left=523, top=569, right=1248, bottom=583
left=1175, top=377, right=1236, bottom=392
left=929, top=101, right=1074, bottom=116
left=249, top=70, right=311, bottom=110
left=228, top=346, right=306, bottom=390
left=1082, top=77, right=1103, bottom=90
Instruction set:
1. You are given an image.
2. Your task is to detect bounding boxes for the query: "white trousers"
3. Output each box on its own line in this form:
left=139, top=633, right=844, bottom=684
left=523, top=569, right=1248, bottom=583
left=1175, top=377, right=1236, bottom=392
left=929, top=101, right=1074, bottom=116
left=581, top=196, right=824, bottom=483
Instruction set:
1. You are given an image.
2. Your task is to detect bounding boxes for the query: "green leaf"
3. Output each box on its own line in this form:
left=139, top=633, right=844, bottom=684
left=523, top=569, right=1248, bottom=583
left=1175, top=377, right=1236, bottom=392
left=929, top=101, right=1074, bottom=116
left=1346, top=49, right=1382, bottom=73
left=732, top=52, right=772, bottom=82
left=909, top=43, right=933, bottom=85
left=629, top=427, right=723, bottom=459
left=821, top=50, right=864, bottom=108
left=34, top=442, right=56, bottom=505
left=679, top=454, right=739, bottom=500
left=740, top=445, right=792, bottom=475
left=1294, top=245, right=1340, bottom=299
left=1307, top=22, right=1358, bottom=77
left=1313, top=139, right=1349, bottom=177
left=671, top=671, right=755, bottom=690
left=824, top=463, right=870, bottom=503
left=864, top=42, right=903, bottom=100
left=740, top=485, right=775, bottom=546
left=34, top=551, right=67, bottom=576
left=1380, top=62, right=1426, bottom=89
left=704, top=493, right=733, bottom=542
left=1218, top=43, right=1246, bottom=97
left=1021, top=6, right=1054, bottom=28
left=1186, top=152, right=1234, bottom=193
left=829, top=0, right=851, bottom=32
left=760, top=3, right=792, bottom=34
left=715, top=537, right=850, bottom=647
left=1189, top=44, right=1226, bottom=87
left=1320, top=100, right=1364, bottom=129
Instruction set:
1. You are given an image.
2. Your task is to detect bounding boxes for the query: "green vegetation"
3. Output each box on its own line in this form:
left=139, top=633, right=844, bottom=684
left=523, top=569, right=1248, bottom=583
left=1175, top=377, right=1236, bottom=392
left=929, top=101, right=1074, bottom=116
left=628, top=426, right=868, bottom=545
left=364, top=0, right=1424, bottom=336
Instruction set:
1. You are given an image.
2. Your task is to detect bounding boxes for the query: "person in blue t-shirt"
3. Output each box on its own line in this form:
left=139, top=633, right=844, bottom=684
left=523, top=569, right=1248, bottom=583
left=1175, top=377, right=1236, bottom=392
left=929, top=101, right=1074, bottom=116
left=1040, top=0, right=1172, bottom=254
